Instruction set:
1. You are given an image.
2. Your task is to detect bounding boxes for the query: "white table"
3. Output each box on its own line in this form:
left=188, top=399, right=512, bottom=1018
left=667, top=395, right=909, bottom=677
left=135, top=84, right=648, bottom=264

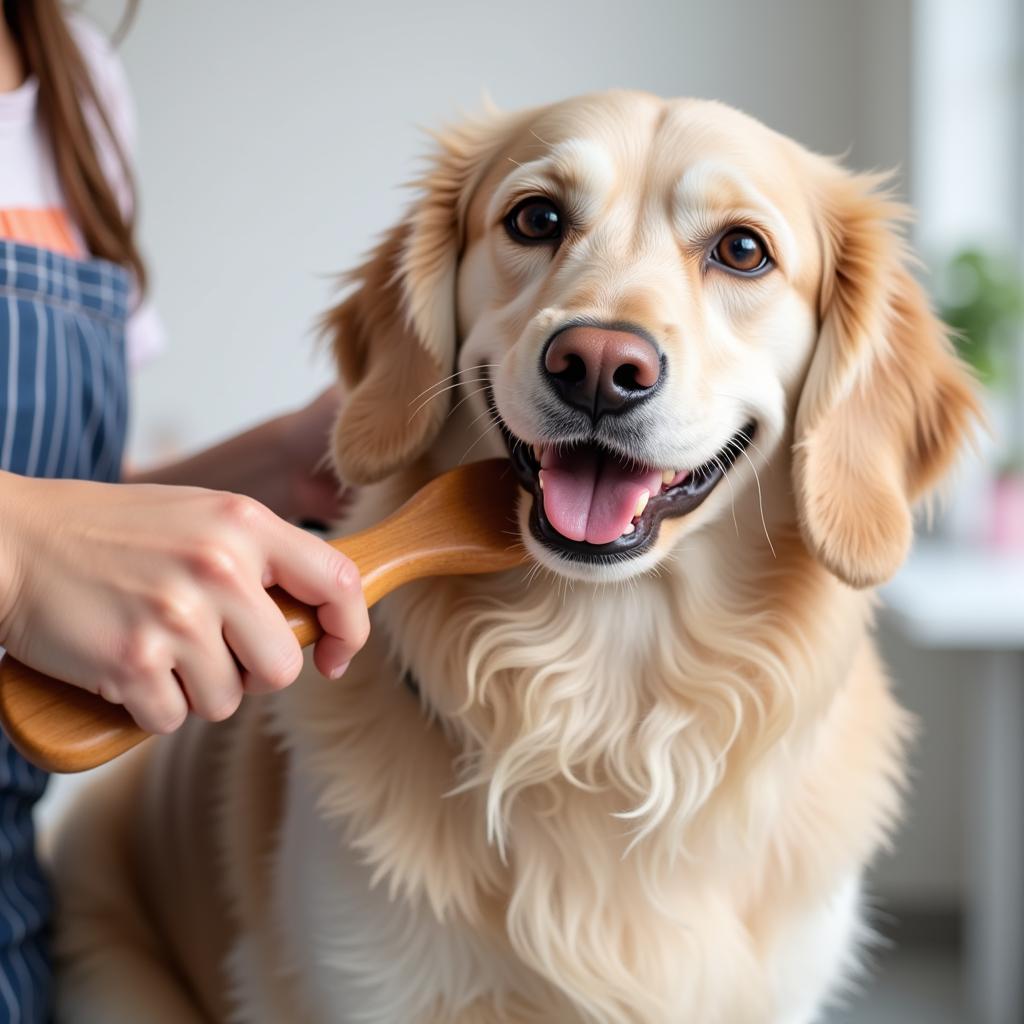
left=883, top=544, right=1024, bottom=1024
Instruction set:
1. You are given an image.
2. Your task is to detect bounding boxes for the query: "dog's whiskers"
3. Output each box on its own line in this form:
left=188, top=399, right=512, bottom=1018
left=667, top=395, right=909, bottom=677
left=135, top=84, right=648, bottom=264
left=725, top=438, right=776, bottom=559
left=407, top=364, right=501, bottom=424
left=711, top=453, right=740, bottom=539
left=407, top=379, right=476, bottom=423
left=459, top=415, right=505, bottom=465
left=409, top=362, right=500, bottom=403
left=448, top=384, right=492, bottom=420
left=408, top=367, right=474, bottom=405
left=743, top=435, right=771, bottom=470
left=465, top=403, right=499, bottom=434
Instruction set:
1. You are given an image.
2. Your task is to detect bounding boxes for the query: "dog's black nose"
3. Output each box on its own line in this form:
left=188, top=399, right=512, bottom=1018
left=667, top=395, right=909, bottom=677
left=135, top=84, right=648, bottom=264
left=543, top=325, right=663, bottom=419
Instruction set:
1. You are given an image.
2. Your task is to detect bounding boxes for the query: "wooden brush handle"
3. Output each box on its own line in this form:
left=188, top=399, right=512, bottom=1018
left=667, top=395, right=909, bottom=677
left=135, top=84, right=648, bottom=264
left=0, top=460, right=524, bottom=773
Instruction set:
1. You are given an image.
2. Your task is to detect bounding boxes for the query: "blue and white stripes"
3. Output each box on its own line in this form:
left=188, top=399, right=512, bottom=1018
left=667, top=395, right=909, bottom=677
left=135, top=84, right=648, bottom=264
left=0, top=238, right=131, bottom=1022
left=0, top=241, right=129, bottom=485
left=0, top=749, right=50, bottom=1024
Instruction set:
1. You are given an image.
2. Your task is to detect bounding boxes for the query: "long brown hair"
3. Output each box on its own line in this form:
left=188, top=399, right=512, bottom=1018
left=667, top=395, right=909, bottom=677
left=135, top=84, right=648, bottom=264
left=3, top=0, right=146, bottom=292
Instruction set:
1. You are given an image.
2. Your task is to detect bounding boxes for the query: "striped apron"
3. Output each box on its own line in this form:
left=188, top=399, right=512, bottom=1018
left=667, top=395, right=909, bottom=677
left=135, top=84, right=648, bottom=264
left=0, top=239, right=130, bottom=1023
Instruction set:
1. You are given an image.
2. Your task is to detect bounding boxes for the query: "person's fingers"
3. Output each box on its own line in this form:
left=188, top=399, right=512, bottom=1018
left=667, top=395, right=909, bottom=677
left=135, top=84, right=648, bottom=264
left=312, top=635, right=354, bottom=680
left=222, top=589, right=304, bottom=695
left=262, top=523, right=370, bottom=661
left=117, top=675, right=189, bottom=735
left=104, top=632, right=189, bottom=734
left=172, top=627, right=245, bottom=722
left=313, top=586, right=369, bottom=677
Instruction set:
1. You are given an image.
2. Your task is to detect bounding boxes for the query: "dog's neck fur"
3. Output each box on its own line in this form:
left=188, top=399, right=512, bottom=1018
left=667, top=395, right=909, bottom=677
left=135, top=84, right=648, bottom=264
left=386, top=507, right=866, bottom=850
left=280, top=457, right=883, bottom=1022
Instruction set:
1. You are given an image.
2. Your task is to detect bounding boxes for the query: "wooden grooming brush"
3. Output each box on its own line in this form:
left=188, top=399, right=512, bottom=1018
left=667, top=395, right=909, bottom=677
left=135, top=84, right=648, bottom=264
left=0, top=459, right=526, bottom=773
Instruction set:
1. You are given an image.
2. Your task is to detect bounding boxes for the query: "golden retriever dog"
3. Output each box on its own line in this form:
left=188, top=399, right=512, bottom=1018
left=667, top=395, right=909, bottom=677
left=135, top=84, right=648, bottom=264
left=51, top=91, right=977, bottom=1024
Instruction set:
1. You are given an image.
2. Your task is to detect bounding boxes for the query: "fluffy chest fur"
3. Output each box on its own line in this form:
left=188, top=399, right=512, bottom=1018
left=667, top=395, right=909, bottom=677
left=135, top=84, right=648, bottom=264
left=255, top=515, right=908, bottom=1024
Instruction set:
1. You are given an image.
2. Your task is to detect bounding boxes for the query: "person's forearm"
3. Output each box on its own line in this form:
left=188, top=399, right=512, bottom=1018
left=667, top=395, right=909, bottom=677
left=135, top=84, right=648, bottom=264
left=127, top=388, right=343, bottom=524
left=128, top=415, right=291, bottom=511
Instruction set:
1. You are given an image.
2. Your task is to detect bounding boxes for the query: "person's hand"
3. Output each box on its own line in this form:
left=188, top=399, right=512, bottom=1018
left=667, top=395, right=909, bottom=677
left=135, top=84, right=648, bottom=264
left=0, top=472, right=370, bottom=734
left=274, top=385, right=352, bottom=524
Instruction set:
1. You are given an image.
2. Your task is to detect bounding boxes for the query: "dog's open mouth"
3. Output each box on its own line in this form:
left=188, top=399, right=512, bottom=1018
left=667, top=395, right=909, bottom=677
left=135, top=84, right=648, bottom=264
left=489, top=400, right=756, bottom=562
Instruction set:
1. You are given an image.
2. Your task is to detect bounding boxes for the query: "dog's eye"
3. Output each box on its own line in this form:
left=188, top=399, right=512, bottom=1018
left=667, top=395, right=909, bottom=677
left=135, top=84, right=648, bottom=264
left=506, top=197, right=562, bottom=244
left=710, top=229, right=770, bottom=275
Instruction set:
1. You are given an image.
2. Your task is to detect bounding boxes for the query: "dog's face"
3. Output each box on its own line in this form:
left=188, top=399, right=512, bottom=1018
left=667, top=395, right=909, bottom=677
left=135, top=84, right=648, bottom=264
left=329, top=92, right=977, bottom=588
left=455, top=95, right=820, bottom=579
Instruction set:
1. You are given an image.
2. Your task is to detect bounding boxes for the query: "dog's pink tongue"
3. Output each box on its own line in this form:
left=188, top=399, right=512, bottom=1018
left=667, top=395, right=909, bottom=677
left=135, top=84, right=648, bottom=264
left=540, top=448, right=663, bottom=545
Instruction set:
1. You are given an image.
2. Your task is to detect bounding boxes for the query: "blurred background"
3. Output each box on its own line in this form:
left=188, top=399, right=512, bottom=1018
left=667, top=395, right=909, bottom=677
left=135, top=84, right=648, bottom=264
left=49, top=1, right=1024, bottom=1020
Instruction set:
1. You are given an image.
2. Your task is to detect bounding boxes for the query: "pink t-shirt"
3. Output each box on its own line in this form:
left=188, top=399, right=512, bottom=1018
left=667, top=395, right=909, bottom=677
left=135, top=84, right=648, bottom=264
left=0, top=15, right=163, bottom=367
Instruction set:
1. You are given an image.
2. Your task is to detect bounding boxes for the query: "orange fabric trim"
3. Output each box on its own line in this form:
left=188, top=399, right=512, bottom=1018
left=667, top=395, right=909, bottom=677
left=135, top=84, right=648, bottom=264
left=0, top=207, right=83, bottom=258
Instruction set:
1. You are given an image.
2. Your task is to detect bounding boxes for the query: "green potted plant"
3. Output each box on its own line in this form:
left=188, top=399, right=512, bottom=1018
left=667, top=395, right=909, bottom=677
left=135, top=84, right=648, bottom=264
left=938, top=248, right=1024, bottom=547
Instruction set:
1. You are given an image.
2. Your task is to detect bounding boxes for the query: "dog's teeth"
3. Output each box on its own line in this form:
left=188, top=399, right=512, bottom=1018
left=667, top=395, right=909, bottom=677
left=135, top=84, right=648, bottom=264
left=634, top=490, right=649, bottom=518
left=622, top=522, right=635, bottom=535
left=538, top=470, right=545, bottom=491
left=661, top=469, right=675, bottom=487
left=533, top=444, right=543, bottom=462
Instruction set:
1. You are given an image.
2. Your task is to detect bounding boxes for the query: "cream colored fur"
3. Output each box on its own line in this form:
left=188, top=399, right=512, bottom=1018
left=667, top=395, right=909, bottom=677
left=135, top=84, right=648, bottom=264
left=51, top=92, right=977, bottom=1023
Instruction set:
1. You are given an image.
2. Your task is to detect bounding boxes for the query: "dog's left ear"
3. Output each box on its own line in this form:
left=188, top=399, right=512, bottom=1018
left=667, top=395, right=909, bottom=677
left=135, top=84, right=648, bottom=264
left=792, top=170, right=981, bottom=588
left=324, top=111, right=517, bottom=484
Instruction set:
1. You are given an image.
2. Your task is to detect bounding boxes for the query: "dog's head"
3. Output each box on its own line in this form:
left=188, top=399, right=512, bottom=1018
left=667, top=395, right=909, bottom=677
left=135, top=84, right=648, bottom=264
left=326, top=92, right=977, bottom=587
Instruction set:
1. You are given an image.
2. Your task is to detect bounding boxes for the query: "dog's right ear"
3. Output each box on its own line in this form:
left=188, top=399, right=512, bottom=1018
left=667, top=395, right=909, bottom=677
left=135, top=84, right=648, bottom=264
left=324, top=112, right=517, bottom=484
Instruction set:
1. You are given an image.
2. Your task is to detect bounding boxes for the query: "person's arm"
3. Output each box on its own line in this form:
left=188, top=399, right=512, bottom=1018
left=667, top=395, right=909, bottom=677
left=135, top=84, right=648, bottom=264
left=129, top=386, right=345, bottom=524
